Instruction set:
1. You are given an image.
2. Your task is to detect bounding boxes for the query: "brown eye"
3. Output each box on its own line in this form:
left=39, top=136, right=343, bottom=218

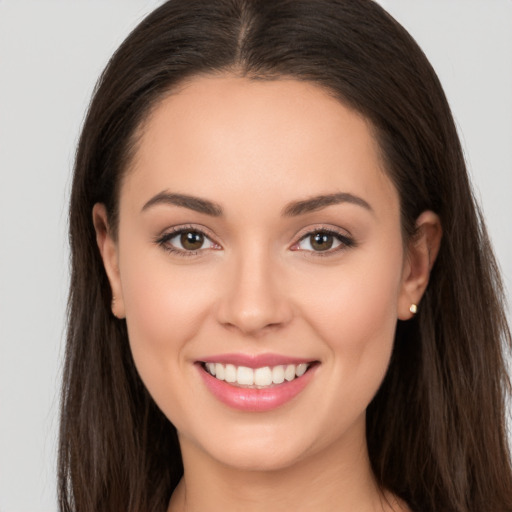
left=293, top=229, right=354, bottom=254
left=180, top=231, right=204, bottom=250
left=309, top=232, right=334, bottom=251
left=157, top=228, right=218, bottom=255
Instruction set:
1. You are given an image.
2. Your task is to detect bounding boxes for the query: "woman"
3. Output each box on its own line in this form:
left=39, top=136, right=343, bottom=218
left=58, top=1, right=512, bottom=511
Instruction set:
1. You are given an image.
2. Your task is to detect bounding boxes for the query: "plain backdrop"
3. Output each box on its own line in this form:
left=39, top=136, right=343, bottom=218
left=0, top=1, right=511, bottom=510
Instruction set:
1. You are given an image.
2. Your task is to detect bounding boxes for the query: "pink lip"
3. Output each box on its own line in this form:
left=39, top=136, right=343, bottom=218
left=197, top=361, right=318, bottom=412
left=197, top=352, right=314, bottom=369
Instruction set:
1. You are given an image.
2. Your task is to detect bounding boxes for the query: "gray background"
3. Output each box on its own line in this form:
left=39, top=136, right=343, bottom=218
left=0, top=1, right=511, bottom=510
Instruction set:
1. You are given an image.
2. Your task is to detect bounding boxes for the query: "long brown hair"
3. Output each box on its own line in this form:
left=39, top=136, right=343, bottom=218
left=59, top=1, right=512, bottom=510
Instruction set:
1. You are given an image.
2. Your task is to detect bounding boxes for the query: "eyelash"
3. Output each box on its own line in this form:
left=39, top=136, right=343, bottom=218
left=154, top=225, right=355, bottom=258
left=291, top=227, right=356, bottom=257
left=154, top=225, right=220, bottom=257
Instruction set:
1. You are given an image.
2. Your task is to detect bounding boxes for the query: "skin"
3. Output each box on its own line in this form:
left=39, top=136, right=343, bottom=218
left=94, top=75, right=441, bottom=512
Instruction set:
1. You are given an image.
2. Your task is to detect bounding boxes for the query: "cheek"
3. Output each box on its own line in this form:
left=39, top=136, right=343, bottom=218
left=296, top=245, right=403, bottom=398
left=301, top=249, right=402, bottom=333
left=118, top=245, right=216, bottom=400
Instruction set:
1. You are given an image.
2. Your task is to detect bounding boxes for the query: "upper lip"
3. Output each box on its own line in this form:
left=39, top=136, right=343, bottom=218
left=197, top=353, right=317, bottom=368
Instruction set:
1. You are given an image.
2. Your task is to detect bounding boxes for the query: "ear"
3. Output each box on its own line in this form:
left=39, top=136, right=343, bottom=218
left=92, top=203, right=125, bottom=319
left=397, top=210, right=442, bottom=320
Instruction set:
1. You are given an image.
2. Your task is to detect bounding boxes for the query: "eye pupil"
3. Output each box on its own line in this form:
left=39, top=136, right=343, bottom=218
left=180, top=231, right=204, bottom=250
left=311, top=232, right=333, bottom=251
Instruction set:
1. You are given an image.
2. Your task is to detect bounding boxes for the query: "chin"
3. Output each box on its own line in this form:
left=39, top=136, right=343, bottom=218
left=211, top=442, right=310, bottom=472
left=182, top=418, right=322, bottom=473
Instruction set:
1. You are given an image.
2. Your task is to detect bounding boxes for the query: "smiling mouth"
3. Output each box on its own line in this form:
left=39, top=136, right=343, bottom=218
left=200, top=362, right=316, bottom=389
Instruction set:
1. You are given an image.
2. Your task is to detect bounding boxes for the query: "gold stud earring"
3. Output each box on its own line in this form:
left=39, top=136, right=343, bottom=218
left=409, top=303, right=418, bottom=314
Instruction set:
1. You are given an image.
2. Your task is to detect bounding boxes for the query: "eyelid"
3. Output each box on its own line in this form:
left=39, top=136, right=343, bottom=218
left=154, top=224, right=222, bottom=256
left=290, top=224, right=356, bottom=255
left=153, top=223, right=355, bottom=257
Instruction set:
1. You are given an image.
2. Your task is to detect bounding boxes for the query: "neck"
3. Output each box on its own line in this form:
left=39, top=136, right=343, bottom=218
left=167, top=418, right=405, bottom=512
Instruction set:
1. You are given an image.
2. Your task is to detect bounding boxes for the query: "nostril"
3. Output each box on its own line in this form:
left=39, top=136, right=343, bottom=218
left=220, top=318, right=286, bottom=337
left=214, top=262, right=294, bottom=334
left=217, top=297, right=294, bottom=335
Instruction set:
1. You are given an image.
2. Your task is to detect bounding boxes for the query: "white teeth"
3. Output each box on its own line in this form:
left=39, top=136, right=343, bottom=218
left=237, top=366, right=254, bottom=385
left=224, top=364, right=236, bottom=383
left=215, top=363, right=225, bottom=381
left=205, top=362, right=312, bottom=387
left=284, top=364, right=296, bottom=381
left=272, top=365, right=285, bottom=384
left=254, top=366, right=272, bottom=386
left=296, top=363, right=308, bottom=377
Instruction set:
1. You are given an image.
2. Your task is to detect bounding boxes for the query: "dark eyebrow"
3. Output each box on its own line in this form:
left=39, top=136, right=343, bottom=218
left=141, top=191, right=223, bottom=216
left=282, top=193, right=373, bottom=217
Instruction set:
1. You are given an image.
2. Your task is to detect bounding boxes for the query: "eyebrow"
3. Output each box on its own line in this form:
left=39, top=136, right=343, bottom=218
left=141, top=191, right=223, bottom=216
left=282, top=193, right=373, bottom=216
left=141, top=190, right=373, bottom=217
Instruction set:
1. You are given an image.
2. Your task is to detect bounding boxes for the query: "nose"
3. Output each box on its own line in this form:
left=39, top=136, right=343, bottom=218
left=216, top=247, right=293, bottom=337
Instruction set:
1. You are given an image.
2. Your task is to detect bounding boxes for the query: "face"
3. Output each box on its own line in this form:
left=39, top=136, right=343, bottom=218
left=96, top=75, right=421, bottom=472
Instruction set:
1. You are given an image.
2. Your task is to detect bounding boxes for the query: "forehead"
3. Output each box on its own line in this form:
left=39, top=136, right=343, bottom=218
left=122, top=74, right=398, bottom=217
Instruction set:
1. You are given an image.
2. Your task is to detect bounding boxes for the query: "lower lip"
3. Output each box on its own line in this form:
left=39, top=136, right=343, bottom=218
left=197, top=364, right=317, bottom=412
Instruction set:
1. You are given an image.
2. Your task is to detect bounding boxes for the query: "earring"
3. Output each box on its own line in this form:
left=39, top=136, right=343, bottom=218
left=409, top=303, right=418, bottom=314
left=111, top=296, right=117, bottom=317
